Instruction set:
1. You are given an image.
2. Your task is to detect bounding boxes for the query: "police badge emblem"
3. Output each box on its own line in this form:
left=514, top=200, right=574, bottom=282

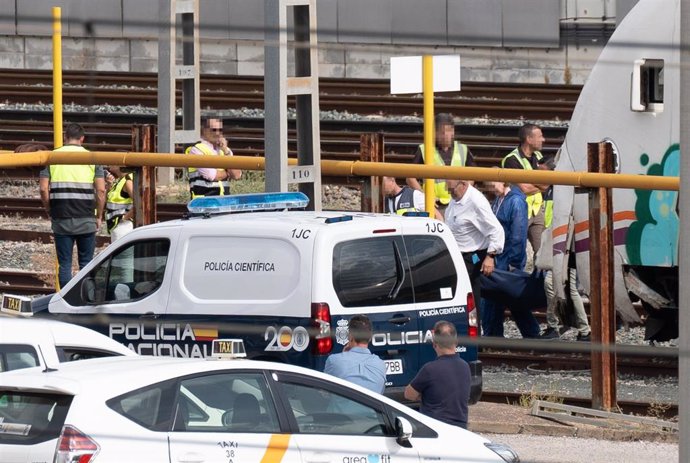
left=335, top=319, right=349, bottom=346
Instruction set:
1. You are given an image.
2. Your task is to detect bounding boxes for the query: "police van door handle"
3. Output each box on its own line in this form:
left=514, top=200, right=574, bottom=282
left=387, top=241, right=406, bottom=301
left=388, top=316, right=411, bottom=325
left=140, top=312, right=159, bottom=320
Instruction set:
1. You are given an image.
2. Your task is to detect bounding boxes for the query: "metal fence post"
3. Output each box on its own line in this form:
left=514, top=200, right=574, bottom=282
left=360, top=133, right=384, bottom=213
left=132, top=124, right=158, bottom=226
left=587, top=141, right=617, bottom=411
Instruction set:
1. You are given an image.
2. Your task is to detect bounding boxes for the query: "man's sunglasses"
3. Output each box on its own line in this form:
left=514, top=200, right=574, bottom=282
left=209, top=127, right=223, bottom=133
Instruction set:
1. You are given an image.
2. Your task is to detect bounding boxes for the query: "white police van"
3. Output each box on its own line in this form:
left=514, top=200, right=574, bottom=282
left=4, top=193, right=481, bottom=402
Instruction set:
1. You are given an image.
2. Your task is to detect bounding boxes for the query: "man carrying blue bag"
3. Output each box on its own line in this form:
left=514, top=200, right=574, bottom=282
left=480, top=179, right=542, bottom=338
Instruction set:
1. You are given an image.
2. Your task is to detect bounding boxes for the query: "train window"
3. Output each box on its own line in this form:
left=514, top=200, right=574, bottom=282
left=631, top=59, right=664, bottom=113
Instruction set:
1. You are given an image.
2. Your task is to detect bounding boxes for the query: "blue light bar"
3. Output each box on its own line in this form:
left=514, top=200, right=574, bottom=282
left=187, top=192, right=309, bottom=214
left=402, top=211, right=430, bottom=217
left=324, top=215, right=353, bottom=224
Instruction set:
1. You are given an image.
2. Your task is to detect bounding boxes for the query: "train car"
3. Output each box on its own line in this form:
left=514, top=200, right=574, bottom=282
left=551, top=0, right=679, bottom=341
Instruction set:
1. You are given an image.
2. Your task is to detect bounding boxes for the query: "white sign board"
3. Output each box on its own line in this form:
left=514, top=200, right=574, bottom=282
left=390, top=55, right=461, bottom=95
left=288, top=165, right=315, bottom=184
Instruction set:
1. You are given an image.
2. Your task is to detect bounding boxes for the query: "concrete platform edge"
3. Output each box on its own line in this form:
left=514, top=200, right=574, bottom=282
left=469, top=421, right=679, bottom=443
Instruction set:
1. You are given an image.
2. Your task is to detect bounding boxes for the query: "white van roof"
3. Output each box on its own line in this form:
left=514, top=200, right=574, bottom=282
left=144, top=210, right=431, bottom=233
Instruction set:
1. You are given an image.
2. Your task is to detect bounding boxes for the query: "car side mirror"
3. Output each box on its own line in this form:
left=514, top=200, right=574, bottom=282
left=81, top=278, right=96, bottom=303
left=395, top=416, right=413, bottom=448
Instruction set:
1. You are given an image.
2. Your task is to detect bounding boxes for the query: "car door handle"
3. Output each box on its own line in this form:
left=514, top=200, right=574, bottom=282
left=140, top=312, right=159, bottom=320
left=176, top=452, right=204, bottom=463
left=388, top=316, right=411, bottom=325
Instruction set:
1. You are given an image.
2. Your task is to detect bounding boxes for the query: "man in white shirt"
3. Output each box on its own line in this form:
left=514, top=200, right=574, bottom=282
left=185, top=116, right=242, bottom=198
left=445, top=179, right=505, bottom=306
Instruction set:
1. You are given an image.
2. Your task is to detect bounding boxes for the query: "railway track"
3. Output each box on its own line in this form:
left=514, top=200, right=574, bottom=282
left=480, top=349, right=678, bottom=378
left=0, top=269, right=54, bottom=296
left=0, top=69, right=580, bottom=121
left=0, top=198, right=187, bottom=221
left=0, top=111, right=567, bottom=167
left=0, top=69, right=582, bottom=101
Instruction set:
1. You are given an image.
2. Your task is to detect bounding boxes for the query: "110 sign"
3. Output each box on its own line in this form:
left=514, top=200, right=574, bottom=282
left=288, top=166, right=314, bottom=183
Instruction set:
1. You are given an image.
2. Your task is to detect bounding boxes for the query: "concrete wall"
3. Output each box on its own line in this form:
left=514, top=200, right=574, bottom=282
left=0, top=0, right=639, bottom=85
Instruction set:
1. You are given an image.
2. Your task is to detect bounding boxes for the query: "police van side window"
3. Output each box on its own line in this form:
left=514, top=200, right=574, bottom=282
left=64, top=239, right=171, bottom=306
left=332, top=237, right=413, bottom=307
left=405, top=235, right=457, bottom=303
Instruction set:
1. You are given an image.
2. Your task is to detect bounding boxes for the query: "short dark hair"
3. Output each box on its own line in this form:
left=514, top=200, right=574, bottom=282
left=201, top=114, right=222, bottom=129
left=518, top=123, right=540, bottom=144
left=433, top=320, right=457, bottom=349
left=348, top=314, right=373, bottom=344
left=64, top=123, right=84, bottom=141
left=435, top=113, right=454, bottom=129
left=14, top=143, right=48, bottom=153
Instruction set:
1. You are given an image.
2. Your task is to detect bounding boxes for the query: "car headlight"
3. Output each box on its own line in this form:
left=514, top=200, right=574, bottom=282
left=484, top=443, right=520, bottom=463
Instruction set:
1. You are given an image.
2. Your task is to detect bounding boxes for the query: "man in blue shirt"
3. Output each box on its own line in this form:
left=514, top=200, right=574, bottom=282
left=481, top=180, right=540, bottom=339
left=324, top=315, right=386, bottom=394
left=404, top=320, right=471, bottom=428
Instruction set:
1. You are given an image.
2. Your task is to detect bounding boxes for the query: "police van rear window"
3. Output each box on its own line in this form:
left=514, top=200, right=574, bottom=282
left=332, top=235, right=457, bottom=307
left=184, top=236, right=300, bottom=301
left=332, top=236, right=414, bottom=307
left=0, top=391, right=72, bottom=445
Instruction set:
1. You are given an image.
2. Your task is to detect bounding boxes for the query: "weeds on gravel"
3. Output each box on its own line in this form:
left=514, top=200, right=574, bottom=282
left=231, top=171, right=266, bottom=194
left=517, top=385, right=565, bottom=408
left=646, top=401, right=675, bottom=421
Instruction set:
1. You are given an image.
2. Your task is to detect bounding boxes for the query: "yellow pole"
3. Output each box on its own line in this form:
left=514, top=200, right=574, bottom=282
left=52, top=7, right=63, bottom=149
left=422, top=55, right=436, bottom=216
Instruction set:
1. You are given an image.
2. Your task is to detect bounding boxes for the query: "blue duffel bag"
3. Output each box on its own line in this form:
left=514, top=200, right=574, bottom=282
left=478, top=268, right=547, bottom=309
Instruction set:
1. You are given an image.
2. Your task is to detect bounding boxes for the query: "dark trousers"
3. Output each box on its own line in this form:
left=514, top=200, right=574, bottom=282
left=54, top=233, right=96, bottom=289
left=481, top=298, right=541, bottom=338
left=462, top=249, right=487, bottom=308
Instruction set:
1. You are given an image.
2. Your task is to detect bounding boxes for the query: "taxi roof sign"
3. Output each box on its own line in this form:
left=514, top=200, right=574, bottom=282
left=188, top=192, right=309, bottom=214
left=1, top=294, right=33, bottom=317
left=211, top=339, right=247, bottom=359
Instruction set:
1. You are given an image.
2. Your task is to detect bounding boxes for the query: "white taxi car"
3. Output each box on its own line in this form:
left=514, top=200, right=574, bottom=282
left=0, top=341, right=518, bottom=463
left=0, top=316, right=135, bottom=372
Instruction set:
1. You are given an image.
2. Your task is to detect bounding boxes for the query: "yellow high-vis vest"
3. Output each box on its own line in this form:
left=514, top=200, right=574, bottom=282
left=501, top=148, right=544, bottom=218
left=419, top=142, right=468, bottom=205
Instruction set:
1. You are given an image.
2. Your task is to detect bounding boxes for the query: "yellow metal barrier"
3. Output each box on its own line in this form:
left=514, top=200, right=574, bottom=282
left=0, top=150, right=678, bottom=192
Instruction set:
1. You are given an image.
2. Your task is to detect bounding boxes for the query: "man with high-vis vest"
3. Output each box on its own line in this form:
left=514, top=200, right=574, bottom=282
left=406, top=113, right=476, bottom=218
left=501, top=123, right=550, bottom=257
left=382, top=176, right=443, bottom=219
left=186, top=116, right=242, bottom=198
left=39, top=123, right=106, bottom=289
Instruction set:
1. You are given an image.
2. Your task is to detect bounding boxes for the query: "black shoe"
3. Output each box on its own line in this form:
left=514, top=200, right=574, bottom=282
left=576, top=332, right=591, bottom=342
left=540, top=327, right=560, bottom=339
